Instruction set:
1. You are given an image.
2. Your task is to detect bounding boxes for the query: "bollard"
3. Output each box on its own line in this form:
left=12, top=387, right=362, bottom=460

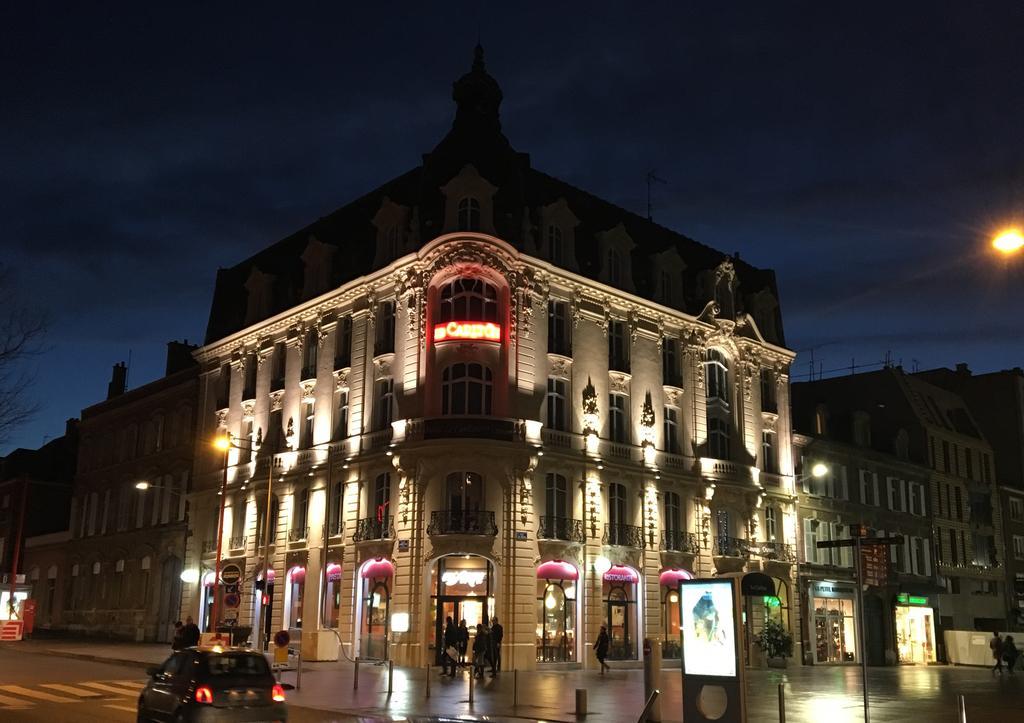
left=425, top=664, right=431, bottom=698
left=641, top=638, right=662, bottom=722
left=353, top=659, right=360, bottom=690
left=778, top=683, right=786, bottom=723
left=468, top=667, right=475, bottom=704
left=957, top=694, right=967, bottom=723
left=387, top=660, right=394, bottom=697
left=295, top=649, right=302, bottom=691
left=575, top=688, right=588, bottom=716
left=513, top=669, right=518, bottom=707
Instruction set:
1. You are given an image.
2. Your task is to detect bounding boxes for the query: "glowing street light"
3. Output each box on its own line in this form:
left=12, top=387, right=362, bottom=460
left=992, top=228, right=1024, bottom=256
left=811, top=462, right=829, bottom=478
left=135, top=481, right=151, bottom=490
left=213, top=434, right=232, bottom=452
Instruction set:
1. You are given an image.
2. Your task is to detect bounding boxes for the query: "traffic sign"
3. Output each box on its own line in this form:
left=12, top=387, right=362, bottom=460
left=220, top=564, right=243, bottom=585
left=224, top=592, right=241, bottom=609
left=274, top=629, right=290, bottom=647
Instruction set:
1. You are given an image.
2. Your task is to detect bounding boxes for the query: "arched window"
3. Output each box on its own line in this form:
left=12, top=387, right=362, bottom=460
left=438, top=277, right=498, bottom=323
left=547, top=225, right=563, bottom=264
left=442, top=363, right=493, bottom=416
left=457, top=197, right=481, bottom=231
left=705, top=349, right=729, bottom=404
left=545, top=473, right=568, bottom=519
left=708, top=416, right=731, bottom=460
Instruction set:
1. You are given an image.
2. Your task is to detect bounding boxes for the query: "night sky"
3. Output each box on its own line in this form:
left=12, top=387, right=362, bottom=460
left=3, top=2, right=1022, bottom=454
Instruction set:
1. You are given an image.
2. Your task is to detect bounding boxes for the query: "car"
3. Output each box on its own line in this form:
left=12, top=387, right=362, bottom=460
left=137, top=645, right=287, bottom=722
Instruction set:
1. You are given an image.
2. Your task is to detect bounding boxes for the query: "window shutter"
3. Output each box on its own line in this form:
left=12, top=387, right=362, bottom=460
left=804, top=519, right=816, bottom=564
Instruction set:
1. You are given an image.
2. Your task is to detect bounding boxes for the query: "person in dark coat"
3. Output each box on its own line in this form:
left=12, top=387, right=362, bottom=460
left=457, top=619, right=470, bottom=665
left=1003, top=635, right=1019, bottom=674
left=595, top=624, right=610, bottom=674
left=442, top=616, right=458, bottom=676
left=489, top=617, right=504, bottom=675
left=472, top=624, right=491, bottom=679
left=181, top=616, right=201, bottom=648
left=170, top=621, right=184, bottom=650
left=990, top=631, right=1004, bottom=675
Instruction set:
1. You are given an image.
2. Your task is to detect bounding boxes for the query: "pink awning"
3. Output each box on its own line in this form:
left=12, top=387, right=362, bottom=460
left=361, top=558, right=395, bottom=579
left=659, top=568, right=695, bottom=587
left=603, top=565, right=639, bottom=584
left=287, top=566, right=305, bottom=584
left=257, top=568, right=276, bottom=583
left=536, top=560, right=579, bottom=581
left=325, top=563, right=342, bottom=582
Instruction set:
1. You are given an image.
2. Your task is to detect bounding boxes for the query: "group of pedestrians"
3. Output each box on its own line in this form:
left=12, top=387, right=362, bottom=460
left=170, top=616, right=201, bottom=650
left=441, top=616, right=504, bottom=679
left=990, top=631, right=1019, bottom=674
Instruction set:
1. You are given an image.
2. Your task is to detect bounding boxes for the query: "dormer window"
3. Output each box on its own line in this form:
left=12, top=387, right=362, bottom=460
left=458, top=197, right=481, bottom=231
left=607, top=248, right=621, bottom=285
left=547, top=226, right=563, bottom=265
left=659, top=270, right=673, bottom=305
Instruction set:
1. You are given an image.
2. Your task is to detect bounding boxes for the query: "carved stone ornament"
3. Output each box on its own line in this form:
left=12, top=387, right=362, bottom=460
left=405, top=290, right=419, bottom=341
left=300, top=379, right=316, bottom=399
left=761, top=413, right=778, bottom=432
left=608, top=371, right=631, bottom=394
left=743, top=362, right=755, bottom=402
left=628, top=309, right=640, bottom=343
left=374, top=355, right=393, bottom=380
left=547, top=354, right=572, bottom=379
left=269, top=390, right=285, bottom=412
left=285, top=417, right=294, bottom=439
left=571, top=297, right=582, bottom=328
left=640, top=391, right=656, bottom=430
left=663, top=386, right=683, bottom=406
left=334, top=368, right=350, bottom=391
left=215, top=408, right=229, bottom=427
left=241, top=399, right=256, bottom=419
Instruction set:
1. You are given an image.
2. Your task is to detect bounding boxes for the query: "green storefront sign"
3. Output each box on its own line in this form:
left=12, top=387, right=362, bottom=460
left=896, top=594, right=929, bottom=606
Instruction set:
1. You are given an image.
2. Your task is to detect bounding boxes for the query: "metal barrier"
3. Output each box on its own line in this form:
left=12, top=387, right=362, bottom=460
left=957, top=694, right=967, bottom=723
left=778, top=683, right=786, bottom=722
left=637, top=690, right=660, bottom=723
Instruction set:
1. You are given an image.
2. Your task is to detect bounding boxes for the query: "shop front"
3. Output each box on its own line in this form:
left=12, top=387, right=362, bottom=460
left=429, top=554, right=495, bottom=665
left=321, top=563, right=342, bottom=629
left=359, top=558, right=394, bottom=660
left=603, top=565, right=640, bottom=660
left=284, top=566, right=305, bottom=636
left=894, top=594, right=936, bottom=664
left=251, top=568, right=275, bottom=650
left=536, top=560, right=578, bottom=663
left=808, top=579, right=858, bottom=664
left=659, top=568, right=694, bottom=659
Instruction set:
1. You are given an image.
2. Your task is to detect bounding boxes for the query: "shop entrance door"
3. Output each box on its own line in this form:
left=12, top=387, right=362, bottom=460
left=434, top=597, right=487, bottom=665
left=813, top=596, right=857, bottom=663
left=896, top=606, right=936, bottom=664
left=607, top=590, right=631, bottom=660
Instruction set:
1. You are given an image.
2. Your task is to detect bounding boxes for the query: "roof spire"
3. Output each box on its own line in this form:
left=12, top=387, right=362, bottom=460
left=451, top=44, right=503, bottom=135
left=473, top=43, right=485, bottom=72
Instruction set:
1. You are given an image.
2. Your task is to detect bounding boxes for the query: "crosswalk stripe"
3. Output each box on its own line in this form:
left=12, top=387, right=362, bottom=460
left=0, top=685, right=77, bottom=702
left=76, top=682, right=139, bottom=696
left=107, top=680, right=145, bottom=689
left=40, top=683, right=104, bottom=698
left=0, top=691, right=34, bottom=707
left=104, top=703, right=138, bottom=712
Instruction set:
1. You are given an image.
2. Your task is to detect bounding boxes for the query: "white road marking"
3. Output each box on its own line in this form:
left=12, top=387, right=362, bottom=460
left=76, top=681, right=139, bottom=696
left=104, top=703, right=138, bottom=712
left=107, top=680, right=145, bottom=689
left=0, top=691, right=34, bottom=707
left=0, top=685, right=77, bottom=702
left=40, top=683, right=104, bottom=697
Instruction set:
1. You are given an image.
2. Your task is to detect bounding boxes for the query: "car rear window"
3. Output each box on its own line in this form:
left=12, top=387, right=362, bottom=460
left=204, top=653, right=271, bottom=676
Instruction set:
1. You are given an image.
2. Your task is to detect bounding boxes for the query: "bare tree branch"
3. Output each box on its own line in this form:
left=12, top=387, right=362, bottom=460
left=0, top=265, right=49, bottom=447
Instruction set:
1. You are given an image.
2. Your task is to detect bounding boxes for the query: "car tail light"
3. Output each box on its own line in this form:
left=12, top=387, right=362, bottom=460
left=194, top=685, right=214, bottom=704
left=272, top=684, right=286, bottom=702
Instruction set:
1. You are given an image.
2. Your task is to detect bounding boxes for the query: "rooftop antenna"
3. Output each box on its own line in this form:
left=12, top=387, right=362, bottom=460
left=646, top=170, right=667, bottom=221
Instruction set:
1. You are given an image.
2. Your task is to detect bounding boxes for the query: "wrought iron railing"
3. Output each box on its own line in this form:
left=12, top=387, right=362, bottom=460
left=327, top=517, right=344, bottom=537
left=201, top=538, right=218, bottom=554
left=288, top=526, right=309, bottom=543
left=661, top=529, right=700, bottom=554
left=228, top=535, right=247, bottom=550
left=714, top=535, right=751, bottom=558
left=603, top=523, right=645, bottom=548
left=538, top=516, right=586, bottom=543
left=427, top=510, right=497, bottom=536
left=757, top=540, right=796, bottom=562
left=353, top=517, right=395, bottom=542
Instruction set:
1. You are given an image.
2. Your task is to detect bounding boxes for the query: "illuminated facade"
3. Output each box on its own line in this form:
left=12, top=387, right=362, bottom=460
left=181, top=47, right=797, bottom=668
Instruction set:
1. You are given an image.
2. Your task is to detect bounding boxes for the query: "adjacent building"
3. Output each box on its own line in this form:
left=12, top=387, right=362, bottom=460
left=180, top=47, right=799, bottom=669
left=24, top=342, right=198, bottom=640
left=0, top=423, right=78, bottom=619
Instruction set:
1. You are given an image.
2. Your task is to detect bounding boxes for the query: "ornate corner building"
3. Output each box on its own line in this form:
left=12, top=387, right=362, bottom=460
left=181, top=47, right=797, bottom=669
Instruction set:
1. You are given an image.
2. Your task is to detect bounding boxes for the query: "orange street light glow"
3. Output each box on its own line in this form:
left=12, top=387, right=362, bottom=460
left=433, top=320, right=501, bottom=342
left=213, top=435, right=231, bottom=451
left=992, top=229, right=1024, bottom=255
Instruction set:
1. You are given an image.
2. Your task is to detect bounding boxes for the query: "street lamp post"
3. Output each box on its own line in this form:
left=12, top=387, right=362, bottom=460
left=210, top=433, right=253, bottom=638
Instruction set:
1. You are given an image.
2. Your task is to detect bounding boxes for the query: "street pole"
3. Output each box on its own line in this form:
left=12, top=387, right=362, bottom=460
left=855, top=536, right=869, bottom=723
left=211, top=445, right=229, bottom=635
left=7, top=479, right=28, bottom=618
left=318, top=443, right=333, bottom=630
left=256, top=456, right=275, bottom=652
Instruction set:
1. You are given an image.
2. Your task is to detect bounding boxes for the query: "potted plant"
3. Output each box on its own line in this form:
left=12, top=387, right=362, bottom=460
left=755, top=618, right=793, bottom=668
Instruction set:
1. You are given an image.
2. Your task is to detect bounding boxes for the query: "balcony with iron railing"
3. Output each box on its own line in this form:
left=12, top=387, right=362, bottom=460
left=661, top=529, right=700, bottom=554
left=714, top=536, right=751, bottom=558
left=427, top=510, right=498, bottom=536
left=228, top=535, right=247, bottom=551
left=538, top=516, right=586, bottom=544
left=288, top=526, right=309, bottom=543
left=201, top=538, right=218, bottom=554
left=353, top=517, right=395, bottom=542
left=327, top=517, right=344, bottom=538
left=757, top=540, right=796, bottom=563
left=603, top=523, right=645, bottom=548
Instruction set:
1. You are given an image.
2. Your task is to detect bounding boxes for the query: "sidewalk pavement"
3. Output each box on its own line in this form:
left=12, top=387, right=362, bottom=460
left=6, top=639, right=1024, bottom=722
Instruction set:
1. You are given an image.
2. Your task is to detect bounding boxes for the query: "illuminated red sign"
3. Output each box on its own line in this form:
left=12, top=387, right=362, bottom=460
left=433, top=321, right=501, bottom=343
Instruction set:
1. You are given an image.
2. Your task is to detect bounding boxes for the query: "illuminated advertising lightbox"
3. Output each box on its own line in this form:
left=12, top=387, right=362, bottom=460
left=680, top=579, right=737, bottom=678
left=433, top=321, right=501, bottom=343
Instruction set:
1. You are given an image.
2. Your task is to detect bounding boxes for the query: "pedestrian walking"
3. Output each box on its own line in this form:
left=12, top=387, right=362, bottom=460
left=990, top=631, right=1004, bottom=675
left=170, top=621, right=184, bottom=650
left=472, top=624, right=491, bottom=679
left=1002, top=635, right=1019, bottom=674
left=458, top=619, right=470, bottom=665
left=489, top=617, right=504, bottom=675
left=442, top=616, right=459, bottom=676
left=181, top=616, right=201, bottom=648
left=595, top=624, right=610, bottom=674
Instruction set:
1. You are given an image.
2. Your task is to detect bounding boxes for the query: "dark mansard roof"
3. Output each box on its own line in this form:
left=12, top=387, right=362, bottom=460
left=204, top=46, right=785, bottom=346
